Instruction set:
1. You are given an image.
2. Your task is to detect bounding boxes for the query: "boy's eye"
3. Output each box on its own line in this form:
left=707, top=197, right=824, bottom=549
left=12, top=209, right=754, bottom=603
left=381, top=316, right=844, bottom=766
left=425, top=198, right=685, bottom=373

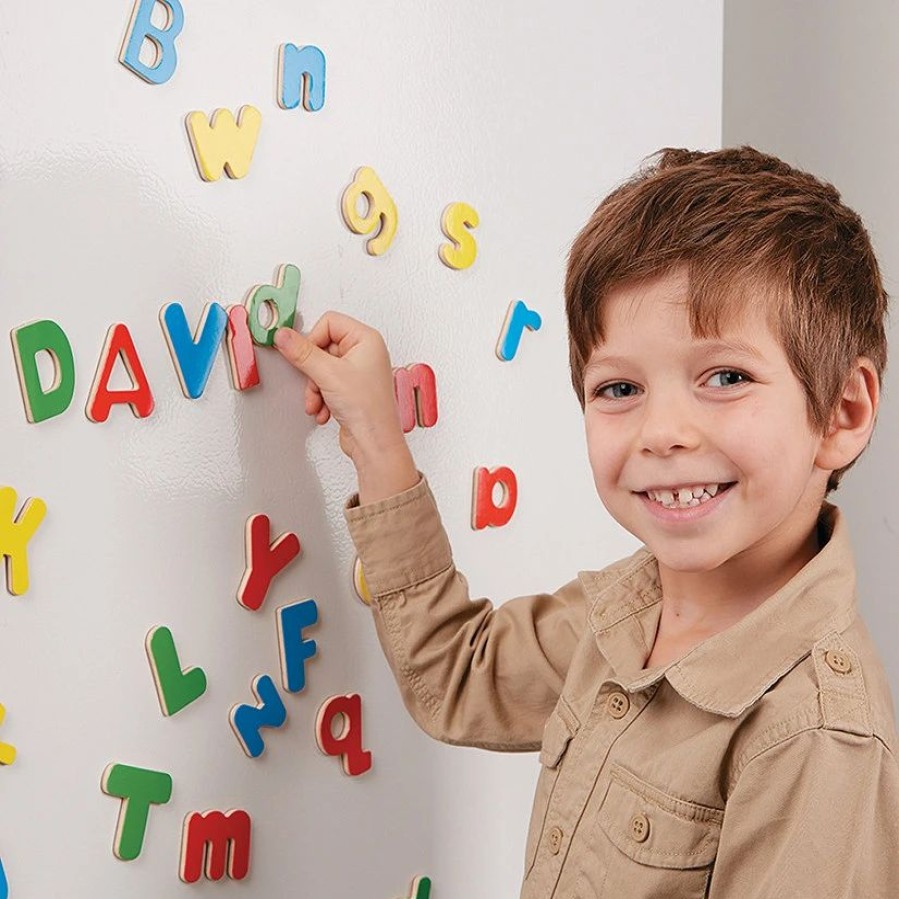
left=594, top=382, right=638, bottom=400
left=591, top=369, right=751, bottom=400
left=708, top=370, right=751, bottom=388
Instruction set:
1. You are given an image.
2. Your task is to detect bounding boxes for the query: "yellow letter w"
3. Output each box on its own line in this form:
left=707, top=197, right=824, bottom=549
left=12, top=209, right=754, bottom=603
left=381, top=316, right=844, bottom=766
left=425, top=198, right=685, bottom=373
left=186, top=105, right=262, bottom=181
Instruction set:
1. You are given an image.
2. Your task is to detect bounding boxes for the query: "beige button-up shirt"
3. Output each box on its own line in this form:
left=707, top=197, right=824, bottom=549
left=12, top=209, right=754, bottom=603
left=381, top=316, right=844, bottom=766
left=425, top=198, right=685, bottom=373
left=344, top=474, right=899, bottom=897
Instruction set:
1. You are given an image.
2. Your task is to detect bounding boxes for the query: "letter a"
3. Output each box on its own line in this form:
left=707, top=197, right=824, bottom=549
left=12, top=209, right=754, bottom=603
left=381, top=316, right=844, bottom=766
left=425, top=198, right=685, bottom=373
left=119, top=0, right=185, bottom=85
left=86, top=324, right=155, bottom=422
left=186, top=106, right=262, bottom=181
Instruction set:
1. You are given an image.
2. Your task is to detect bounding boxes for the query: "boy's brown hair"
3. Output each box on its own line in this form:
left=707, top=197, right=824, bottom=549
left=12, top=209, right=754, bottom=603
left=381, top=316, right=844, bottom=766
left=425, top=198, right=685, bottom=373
left=565, top=145, right=890, bottom=496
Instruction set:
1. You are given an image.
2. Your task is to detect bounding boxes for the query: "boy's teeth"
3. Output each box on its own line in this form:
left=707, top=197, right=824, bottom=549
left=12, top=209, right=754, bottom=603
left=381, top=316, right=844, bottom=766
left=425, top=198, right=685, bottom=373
left=647, top=483, right=726, bottom=506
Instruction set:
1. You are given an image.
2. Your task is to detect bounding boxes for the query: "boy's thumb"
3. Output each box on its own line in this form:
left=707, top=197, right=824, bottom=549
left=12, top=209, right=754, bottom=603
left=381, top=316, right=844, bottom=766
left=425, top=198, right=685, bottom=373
left=273, top=327, right=328, bottom=377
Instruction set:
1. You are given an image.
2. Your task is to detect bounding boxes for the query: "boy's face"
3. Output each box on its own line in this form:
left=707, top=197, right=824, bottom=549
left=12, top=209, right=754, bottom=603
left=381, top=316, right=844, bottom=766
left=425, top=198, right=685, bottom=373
left=582, top=266, right=830, bottom=587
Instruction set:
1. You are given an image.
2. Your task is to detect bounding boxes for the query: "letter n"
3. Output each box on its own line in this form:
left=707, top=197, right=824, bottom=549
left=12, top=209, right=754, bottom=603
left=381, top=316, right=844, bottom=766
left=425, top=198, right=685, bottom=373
left=393, top=364, right=438, bottom=433
left=278, top=44, right=326, bottom=111
left=180, top=810, right=252, bottom=882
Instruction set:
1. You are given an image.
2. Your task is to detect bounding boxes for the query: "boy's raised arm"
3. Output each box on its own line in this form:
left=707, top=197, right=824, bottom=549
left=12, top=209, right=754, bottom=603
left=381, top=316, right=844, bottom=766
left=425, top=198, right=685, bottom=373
left=273, top=312, right=420, bottom=504
left=274, top=314, right=586, bottom=749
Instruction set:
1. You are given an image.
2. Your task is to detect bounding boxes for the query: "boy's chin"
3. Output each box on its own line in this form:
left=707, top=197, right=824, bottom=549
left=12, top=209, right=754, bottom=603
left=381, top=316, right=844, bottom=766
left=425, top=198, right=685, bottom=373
left=648, top=543, right=737, bottom=573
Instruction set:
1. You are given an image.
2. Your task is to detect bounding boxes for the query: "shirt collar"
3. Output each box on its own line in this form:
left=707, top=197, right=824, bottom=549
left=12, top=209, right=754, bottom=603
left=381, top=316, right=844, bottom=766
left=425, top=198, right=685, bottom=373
left=578, top=501, right=858, bottom=718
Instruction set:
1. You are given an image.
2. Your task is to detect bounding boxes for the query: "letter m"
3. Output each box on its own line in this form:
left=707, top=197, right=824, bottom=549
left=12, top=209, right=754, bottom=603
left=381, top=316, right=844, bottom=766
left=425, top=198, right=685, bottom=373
left=180, top=810, right=251, bottom=882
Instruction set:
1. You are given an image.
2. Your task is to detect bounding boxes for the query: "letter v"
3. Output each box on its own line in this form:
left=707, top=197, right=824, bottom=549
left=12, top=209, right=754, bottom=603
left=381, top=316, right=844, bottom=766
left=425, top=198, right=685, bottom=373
left=159, top=302, right=228, bottom=399
left=236, top=514, right=300, bottom=611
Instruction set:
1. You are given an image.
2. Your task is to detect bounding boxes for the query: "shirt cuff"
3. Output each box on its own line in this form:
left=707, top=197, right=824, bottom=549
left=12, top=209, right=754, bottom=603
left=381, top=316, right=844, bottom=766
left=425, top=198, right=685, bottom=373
left=343, top=472, right=454, bottom=596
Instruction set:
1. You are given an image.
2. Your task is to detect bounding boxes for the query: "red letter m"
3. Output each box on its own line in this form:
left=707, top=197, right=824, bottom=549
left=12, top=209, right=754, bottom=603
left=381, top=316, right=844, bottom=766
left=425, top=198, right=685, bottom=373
left=180, top=809, right=251, bottom=882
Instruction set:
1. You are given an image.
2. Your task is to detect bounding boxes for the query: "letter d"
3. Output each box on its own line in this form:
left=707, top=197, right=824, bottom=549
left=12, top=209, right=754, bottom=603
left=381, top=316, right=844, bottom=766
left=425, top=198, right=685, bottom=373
left=119, top=0, right=185, bottom=85
left=11, top=320, right=75, bottom=423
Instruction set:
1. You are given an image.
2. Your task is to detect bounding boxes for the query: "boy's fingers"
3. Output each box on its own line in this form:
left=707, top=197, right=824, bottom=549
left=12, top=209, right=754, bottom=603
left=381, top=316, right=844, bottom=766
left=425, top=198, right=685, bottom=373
left=304, top=311, right=372, bottom=357
left=273, top=327, right=332, bottom=379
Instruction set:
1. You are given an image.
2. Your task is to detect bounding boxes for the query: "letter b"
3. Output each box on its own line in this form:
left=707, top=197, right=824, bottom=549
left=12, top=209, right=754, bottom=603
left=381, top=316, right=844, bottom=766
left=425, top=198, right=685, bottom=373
left=119, top=0, right=185, bottom=85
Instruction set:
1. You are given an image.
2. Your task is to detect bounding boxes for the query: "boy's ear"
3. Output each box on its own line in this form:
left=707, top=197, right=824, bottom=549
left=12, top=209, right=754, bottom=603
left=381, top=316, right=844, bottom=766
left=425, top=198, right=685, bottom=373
left=814, top=357, right=880, bottom=471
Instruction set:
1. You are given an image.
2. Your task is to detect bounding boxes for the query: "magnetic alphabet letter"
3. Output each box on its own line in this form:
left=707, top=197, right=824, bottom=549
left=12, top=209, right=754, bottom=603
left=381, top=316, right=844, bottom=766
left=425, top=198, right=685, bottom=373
left=340, top=167, right=398, bottom=255
left=119, top=0, right=185, bottom=84
left=405, top=877, right=432, bottom=899
left=278, top=44, right=326, bottom=111
left=146, top=626, right=208, bottom=716
left=393, top=363, right=438, bottom=433
left=472, top=466, right=518, bottom=529
left=237, top=514, right=301, bottom=611
left=225, top=305, right=260, bottom=391
left=180, top=810, right=251, bottom=882
left=186, top=106, right=262, bottom=181
left=496, top=300, right=542, bottom=361
left=101, top=763, right=173, bottom=861
left=0, top=486, right=47, bottom=596
left=86, top=324, right=155, bottom=422
left=0, top=705, right=17, bottom=766
left=438, top=202, right=479, bottom=270
left=10, top=320, right=76, bottom=423
left=246, top=264, right=300, bottom=346
left=276, top=599, right=319, bottom=693
left=159, top=302, right=228, bottom=399
left=315, top=694, right=372, bottom=776
left=229, top=675, right=287, bottom=759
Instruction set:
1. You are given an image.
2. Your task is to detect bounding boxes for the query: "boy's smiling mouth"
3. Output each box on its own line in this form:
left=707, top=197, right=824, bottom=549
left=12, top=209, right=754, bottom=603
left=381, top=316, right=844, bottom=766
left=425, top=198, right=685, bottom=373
left=634, top=481, right=738, bottom=513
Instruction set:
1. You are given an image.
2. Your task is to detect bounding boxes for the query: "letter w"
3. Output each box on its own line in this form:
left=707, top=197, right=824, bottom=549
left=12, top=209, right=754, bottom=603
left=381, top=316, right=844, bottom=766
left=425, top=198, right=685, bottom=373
left=186, top=106, right=262, bottom=181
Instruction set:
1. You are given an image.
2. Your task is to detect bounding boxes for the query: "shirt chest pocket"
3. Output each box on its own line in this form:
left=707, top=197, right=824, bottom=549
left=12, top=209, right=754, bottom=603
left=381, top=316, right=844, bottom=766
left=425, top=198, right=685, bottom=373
left=595, top=763, right=723, bottom=899
left=523, top=696, right=580, bottom=879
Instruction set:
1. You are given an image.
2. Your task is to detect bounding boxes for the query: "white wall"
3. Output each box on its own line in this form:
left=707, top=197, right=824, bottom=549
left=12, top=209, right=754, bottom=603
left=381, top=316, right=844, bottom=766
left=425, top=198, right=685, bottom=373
left=724, top=0, right=899, bottom=719
left=0, top=1, right=723, bottom=895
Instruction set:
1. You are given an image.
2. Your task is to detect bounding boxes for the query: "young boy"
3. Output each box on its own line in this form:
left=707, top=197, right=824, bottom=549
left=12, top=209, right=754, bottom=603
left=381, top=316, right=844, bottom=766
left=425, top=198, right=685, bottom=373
left=273, top=146, right=899, bottom=897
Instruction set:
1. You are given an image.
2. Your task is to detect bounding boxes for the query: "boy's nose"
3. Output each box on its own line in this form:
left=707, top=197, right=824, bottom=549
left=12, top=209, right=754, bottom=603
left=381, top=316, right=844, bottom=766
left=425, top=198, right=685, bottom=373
left=637, top=393, right=703, bottom=454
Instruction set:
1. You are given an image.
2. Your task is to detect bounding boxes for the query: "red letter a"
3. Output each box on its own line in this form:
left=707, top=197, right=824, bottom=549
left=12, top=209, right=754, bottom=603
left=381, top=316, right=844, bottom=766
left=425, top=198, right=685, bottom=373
left=86, top=324, right=155, bottom=422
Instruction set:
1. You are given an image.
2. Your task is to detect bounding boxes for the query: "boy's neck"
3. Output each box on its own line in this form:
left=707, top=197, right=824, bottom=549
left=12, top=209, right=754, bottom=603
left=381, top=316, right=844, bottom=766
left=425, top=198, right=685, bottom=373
left=653, top=518, right=823, bottom=641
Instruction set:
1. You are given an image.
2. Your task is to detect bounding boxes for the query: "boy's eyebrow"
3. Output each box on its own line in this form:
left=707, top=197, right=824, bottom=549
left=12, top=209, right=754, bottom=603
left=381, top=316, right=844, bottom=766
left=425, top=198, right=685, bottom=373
left=586, top=339, right=767, bottom=372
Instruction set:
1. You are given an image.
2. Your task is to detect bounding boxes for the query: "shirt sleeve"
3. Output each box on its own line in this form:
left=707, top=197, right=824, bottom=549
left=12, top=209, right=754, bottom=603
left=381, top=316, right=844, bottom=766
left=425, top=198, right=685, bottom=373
left=343, top=472, right=586, bottom=752
left=709, top=727, right=899, bottom=897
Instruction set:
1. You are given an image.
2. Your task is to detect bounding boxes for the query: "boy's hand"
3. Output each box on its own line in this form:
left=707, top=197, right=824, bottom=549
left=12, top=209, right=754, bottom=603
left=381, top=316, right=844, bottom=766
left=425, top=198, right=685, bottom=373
left=273, top=312, right=419, bottom=503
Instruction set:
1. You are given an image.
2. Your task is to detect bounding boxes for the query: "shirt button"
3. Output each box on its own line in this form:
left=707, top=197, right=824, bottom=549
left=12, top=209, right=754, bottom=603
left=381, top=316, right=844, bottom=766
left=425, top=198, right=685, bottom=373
left=607, top=691, right=630, bottom=719
left=630, top=813, right=650, bottom=842
left=548, top=826, right=563, bottom=854
left=825, top=650, right=852, bottom=674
